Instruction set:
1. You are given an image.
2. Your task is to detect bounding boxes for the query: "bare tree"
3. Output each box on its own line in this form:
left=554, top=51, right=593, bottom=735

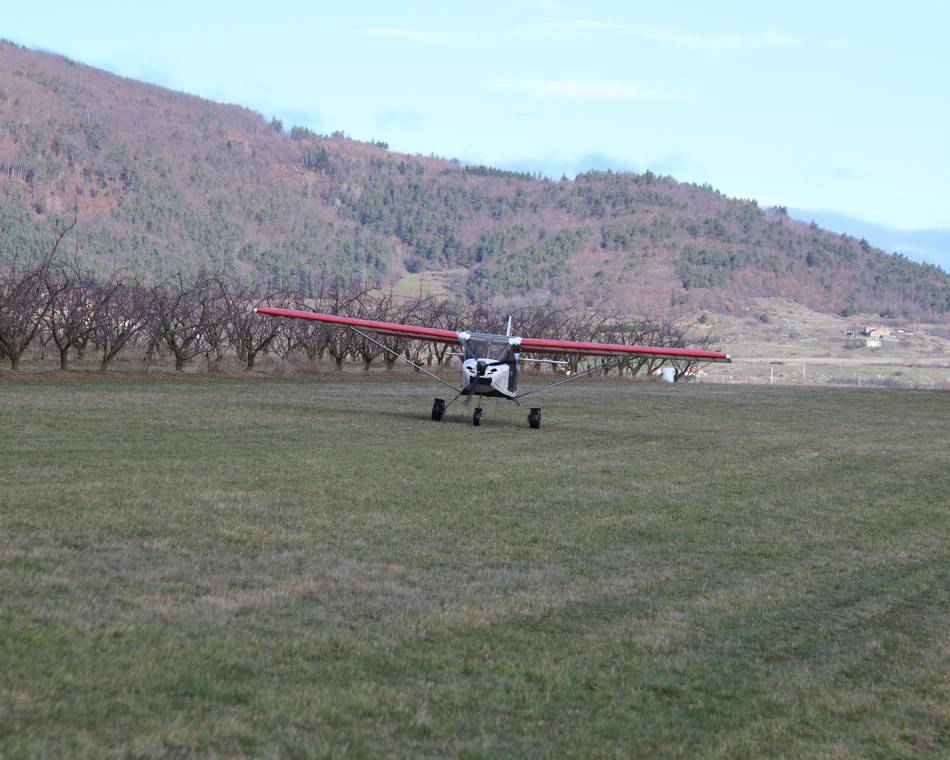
left=352, top=290, right=427, bottom=372
left=221, top=279, right=287, bottom=371
left=0, top=215, right=75, bottom=369
left=380, top=293, right=440, bottom=370
left=421, top=298, right=463, bottom=369
left=153, top=274, right=214, bottom=371
left=281, top=314, right=326, bottom=364
left=318, top=278, right=368, bottom=370
left=93, top=277, right=151, bottom=370
left=200, top=281, right=230, bottom=372
left=351, top=292, right=385, bottom=371
left=666, top=320, right=714, bottom=381
left=35, top=326, right=56, bottom=362
left=43, top=259, right=100, bottom=371
left=139, top=320, right=164, bottom=373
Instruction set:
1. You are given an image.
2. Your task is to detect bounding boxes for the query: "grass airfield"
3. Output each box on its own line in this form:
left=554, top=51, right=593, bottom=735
left=1, top=373, right=948, bottom=757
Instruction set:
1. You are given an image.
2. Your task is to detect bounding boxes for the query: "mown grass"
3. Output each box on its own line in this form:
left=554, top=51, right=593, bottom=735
left=1, top=373, right=948, bottom=757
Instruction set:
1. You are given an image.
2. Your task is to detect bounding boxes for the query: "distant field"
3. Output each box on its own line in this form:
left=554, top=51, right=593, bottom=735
left=702, top=298, right=950, bottom=389
left=1, top=374, right=948, bottom=757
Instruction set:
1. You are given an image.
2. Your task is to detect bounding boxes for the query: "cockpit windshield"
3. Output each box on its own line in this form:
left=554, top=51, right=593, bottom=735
left=463, top=334, right=513, bottom=361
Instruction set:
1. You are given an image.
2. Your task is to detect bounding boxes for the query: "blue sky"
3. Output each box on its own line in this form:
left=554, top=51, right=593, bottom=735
left=5, top=1, right=950, bottom=263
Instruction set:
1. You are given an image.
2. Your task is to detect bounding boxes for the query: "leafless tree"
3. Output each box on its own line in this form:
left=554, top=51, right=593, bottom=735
left=0, top=214, right=75, bottom=369
left=93, top=277, right=151, bottom=370
left=200, top=282, right=230, bottom=372
left=423, top=298, right=461, bottom=368
left=351, top=290, right=435, bottom=372
left=221, top=279, right=287, bottom=371
left=153, top=274, right=214, bottom=371
left=35, top=325, right=56, bottom=361
left=318, top=278, right=368, bottom=370
left=281, top=313, right=325, bottom=364
left=43, top=259, right=101, bottom=371
left=351, top=291, right=387, bottom=371
left=139, top=321, right=164, bottom=373
left=666, top=320, right=714, bottom=381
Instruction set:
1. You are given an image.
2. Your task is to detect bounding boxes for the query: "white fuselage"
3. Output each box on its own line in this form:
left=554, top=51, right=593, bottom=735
left=461, top=358, right=515, bottom=397
left=457, top=331, right=521, bottom=398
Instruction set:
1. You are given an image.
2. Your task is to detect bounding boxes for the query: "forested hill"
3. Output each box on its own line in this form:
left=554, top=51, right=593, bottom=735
left=1, top=39, right=948, bottom=316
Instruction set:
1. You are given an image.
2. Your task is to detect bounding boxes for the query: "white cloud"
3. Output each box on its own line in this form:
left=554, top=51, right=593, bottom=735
left=491, top=79, right=676, bottom=101
left=701, top=30, right=799, bottom=50
left=360, top=27, right=449, bottom=44
left=494, top=150, right=708, bottom=182
left=359, top=21, right=799, bottom=50
left=375, top=108, right=427, bottom=128
left=500, top=151, right=641, bottom=179
left=524, top=0, right=565, bottom=10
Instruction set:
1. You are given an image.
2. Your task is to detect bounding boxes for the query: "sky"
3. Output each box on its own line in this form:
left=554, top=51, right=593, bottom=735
left=4, top=1, right=950, bottom=264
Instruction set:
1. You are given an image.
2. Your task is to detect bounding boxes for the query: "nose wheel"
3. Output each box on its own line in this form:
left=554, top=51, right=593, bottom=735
left=472, top=407, right=483, bottom=426
left=528, top=407, right=541, bottom=429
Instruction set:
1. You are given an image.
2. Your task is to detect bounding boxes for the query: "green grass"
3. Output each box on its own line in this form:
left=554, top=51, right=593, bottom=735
left=1, top=374, right=948, bottom=757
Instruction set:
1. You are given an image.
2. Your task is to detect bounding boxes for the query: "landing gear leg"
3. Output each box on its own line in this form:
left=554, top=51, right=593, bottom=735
left=431, top=398, right=445, bottom=421
left=473, top=406, right=483, bottom=426
left=528, top=407, right=541, bottom=429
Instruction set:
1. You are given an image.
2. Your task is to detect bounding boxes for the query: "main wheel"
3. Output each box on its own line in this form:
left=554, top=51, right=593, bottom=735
left=431, top=398, right=445, bottom=421
left=473, top=408, right=483, bottom=426
left=528, top=408, right=541, bottom=429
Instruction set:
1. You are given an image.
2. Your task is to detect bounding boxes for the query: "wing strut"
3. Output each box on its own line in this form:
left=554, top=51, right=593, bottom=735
left=350, top=327, right=460, bottom=393
left=515, top=357, right=630, bottom=399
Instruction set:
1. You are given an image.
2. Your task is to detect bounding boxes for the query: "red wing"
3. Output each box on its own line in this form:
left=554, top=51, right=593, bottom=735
left=518, top=336, right=731, bottom=362
left=254, top=307, right=461, bottom=345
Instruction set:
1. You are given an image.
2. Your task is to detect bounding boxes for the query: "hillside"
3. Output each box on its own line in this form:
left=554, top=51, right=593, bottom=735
left=1, top=39, right=948, bottom=316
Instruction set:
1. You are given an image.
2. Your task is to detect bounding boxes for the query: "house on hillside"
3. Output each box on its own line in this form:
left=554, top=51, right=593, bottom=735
left=845, top=326, right=886, bottom=348
left=863, top=325, right=892, bottom=340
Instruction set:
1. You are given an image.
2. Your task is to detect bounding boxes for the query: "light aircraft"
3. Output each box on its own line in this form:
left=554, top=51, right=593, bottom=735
left=254, top=307, right=731, bottom=428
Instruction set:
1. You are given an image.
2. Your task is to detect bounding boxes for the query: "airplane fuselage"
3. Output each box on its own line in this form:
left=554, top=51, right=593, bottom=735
left=458, top=331, right=520, bottom=399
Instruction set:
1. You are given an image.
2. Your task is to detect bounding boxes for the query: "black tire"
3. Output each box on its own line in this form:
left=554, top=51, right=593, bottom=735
left=473, top=408, right=483, bottom=427
left=431, top=398, right=445, bottom=421
left=528, top=408, right=541, bottom=429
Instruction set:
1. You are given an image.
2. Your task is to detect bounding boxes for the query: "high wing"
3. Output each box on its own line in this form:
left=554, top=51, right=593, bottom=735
left=254, top=307, right=730, bottom=362
left=518, top=336, right=731, bottom=363
left=254, top=307, right=462, bottom=345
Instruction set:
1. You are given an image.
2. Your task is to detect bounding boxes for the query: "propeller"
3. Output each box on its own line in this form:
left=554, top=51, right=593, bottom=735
left=462, top=358, right=506, bottom=404
left=477, top=358, right=507, bottom=371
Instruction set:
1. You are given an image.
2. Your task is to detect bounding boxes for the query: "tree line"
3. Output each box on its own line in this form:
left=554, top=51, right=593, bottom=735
left=0, top=228, right=713, bottom=380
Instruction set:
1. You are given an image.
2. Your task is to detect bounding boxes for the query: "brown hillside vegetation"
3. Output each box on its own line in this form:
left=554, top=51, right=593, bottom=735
left=1, top=39, right=948, bottom=317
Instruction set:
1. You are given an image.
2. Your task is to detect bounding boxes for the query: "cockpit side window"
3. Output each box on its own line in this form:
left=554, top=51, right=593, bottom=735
left=465, top=337, right=489, bottom=359
left=488, top=338, right=512, bottom=361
